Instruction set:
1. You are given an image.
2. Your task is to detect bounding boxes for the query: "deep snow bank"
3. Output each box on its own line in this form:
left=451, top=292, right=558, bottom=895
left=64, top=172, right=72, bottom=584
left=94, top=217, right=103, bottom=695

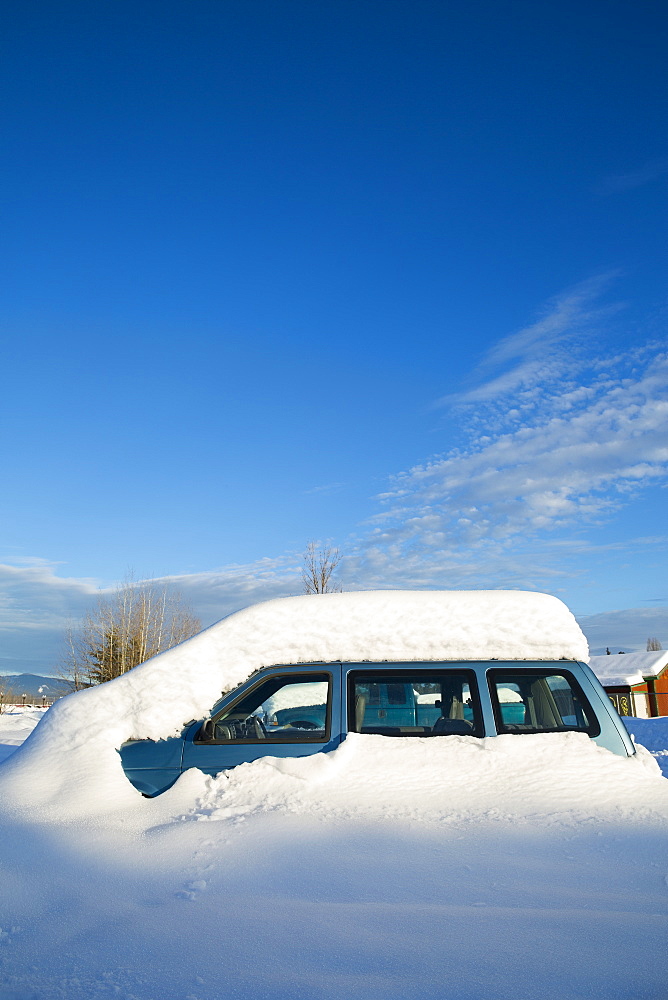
left=624, top=716, right=668, bottom=752
left=0, top=590, right=589, bottom=821
left=186, top=731, right=667, bottom=828
left=1, top=742, right=667, bottom=1000
left=623, top=716, right=668, bottom=777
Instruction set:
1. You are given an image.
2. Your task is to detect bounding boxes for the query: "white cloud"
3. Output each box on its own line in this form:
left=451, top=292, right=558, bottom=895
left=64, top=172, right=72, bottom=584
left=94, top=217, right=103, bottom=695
left=373, top=279, right=668, bottom=556
left=3, top=279, right=667, bottom=674
left=578, top=607, right=668, bottom=655
left=0, top=562, right=101, bottom=674
left=0, top=556, right=301, bottom=675
left=154, top=557, right=302, bottom=626
left=436, top=273, right=622, bottom=407
left=342, top=279, right=668, bottom=598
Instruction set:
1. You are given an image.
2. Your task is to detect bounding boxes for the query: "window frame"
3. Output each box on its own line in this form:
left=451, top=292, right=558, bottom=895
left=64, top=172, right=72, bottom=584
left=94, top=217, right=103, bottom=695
left=346, top=667, right=484, bottom=738
left=487, top=667, right=601, bottom=737
left=195, top=669, right=333, bottom=745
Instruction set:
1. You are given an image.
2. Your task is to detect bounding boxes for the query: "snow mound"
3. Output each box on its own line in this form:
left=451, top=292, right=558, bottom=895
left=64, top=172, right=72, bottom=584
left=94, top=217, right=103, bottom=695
left=188, top=732, right=667, bottom=829
left=0, top=590, right=589, bottom=821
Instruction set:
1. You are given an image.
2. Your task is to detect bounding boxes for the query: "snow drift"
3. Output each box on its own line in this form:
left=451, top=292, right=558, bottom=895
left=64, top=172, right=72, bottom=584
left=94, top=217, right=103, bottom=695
left=188, top=731, right=667, bottom=829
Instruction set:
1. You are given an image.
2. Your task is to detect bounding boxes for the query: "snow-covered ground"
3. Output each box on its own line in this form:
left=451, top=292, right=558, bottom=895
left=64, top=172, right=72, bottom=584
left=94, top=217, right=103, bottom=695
left=0, top=709, right=667, bottom=999
left=622, top=716, right=668, bottom=777
left=0, top=707, right=48, bottom=764
left=0, top=594, right=667, bottom=999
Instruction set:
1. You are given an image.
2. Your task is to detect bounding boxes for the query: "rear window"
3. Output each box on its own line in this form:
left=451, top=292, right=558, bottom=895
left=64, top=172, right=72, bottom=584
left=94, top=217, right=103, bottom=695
left=488, top=669, right=600, bottom=736
left=348, top=670, right=483, bottom=737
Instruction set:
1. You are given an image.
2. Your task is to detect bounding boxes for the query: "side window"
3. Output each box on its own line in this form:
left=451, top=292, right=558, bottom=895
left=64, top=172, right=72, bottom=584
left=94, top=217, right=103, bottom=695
left=488, top=670, right=600, bottom=736
left=348, top=671, right=483, bottom=737
left=204, top=673, right=330, bottom=742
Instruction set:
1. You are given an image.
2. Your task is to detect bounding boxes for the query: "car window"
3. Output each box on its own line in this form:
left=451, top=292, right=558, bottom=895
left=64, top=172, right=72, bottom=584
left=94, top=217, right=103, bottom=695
left=488, top=670, right=600, bottom=736
left=348, top=670, right=483, bottom=737
left=204, top=673, right=330, bottom=742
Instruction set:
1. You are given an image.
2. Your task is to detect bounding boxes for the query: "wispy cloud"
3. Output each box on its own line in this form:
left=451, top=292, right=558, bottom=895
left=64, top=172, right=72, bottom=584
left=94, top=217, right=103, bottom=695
left=156, top=557, right=302, bottom=625
left=436, top=273, right=621, bottom=407
left=347, top=278, right=668, bottom=591
left=0, top=556, right=301, bottom=674
left=577, top=607, right=668, bottom=654
left=375, top=353, right=668, bottom=542
left=599, top=155, right=668, bottom=195
left=303, top=482, right=346, bottom=495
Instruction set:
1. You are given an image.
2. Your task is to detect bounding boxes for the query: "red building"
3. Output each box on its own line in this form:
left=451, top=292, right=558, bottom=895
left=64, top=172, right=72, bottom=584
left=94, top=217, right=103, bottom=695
left=589, top=651, right=668, bottom=717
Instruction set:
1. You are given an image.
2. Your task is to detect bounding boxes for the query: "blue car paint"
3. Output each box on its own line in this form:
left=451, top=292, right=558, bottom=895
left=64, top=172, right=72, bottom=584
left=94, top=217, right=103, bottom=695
left=120, top=733, right=185, bottom=796
left=573, top=660, right=636, bottom=757
left=119, top=659, right=635, bottom=797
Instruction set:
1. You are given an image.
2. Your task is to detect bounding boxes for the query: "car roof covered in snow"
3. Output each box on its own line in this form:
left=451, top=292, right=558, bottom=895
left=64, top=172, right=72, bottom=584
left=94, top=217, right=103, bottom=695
left=193, top=590, right=588, bottom=670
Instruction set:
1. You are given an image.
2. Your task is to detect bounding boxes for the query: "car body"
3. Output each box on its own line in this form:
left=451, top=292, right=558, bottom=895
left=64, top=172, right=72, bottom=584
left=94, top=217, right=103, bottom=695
left=120, top=657, right=635, bottom=797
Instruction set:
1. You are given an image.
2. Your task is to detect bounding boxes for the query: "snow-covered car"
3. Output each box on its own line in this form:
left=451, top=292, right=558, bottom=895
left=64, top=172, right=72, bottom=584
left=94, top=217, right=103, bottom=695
left=119, top=590, right=635, bottom=797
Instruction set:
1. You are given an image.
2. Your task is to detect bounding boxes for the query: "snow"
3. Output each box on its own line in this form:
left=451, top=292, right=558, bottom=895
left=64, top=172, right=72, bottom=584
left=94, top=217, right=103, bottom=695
left=497, top=684, right=523, bottom=702
left=0, top=706, right=48, bottom=763
left=1, top=592, right=667, bottom=999
left=262, top=680, right=328, bottom=715
left=623, top=716, right=668, bottom=777
left=190, top=731, right=666, bottom=827
left=415, top=691, right=439, bottom=703
left=589, top=649, right=668, bottom=687
left=0, top=725, right=667, bottom=999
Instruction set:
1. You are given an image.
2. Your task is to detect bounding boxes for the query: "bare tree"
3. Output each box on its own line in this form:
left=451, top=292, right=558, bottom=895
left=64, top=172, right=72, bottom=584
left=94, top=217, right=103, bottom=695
left=59, top=575, right=202, bottom=687
left=302, top=542, right=342, bottom=595
left=647, top=637, right=663, bottom=651
left=0, top=678, right=17, bottom=714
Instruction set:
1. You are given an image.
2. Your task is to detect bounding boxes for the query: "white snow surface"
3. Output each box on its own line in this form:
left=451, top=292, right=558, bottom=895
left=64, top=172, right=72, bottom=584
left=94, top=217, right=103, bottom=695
left=189, top=731, right=666, bottom=828
left=0, top=707, right=47, bottom=745
left=1, top=662, right=668, bottom=997
left=262, top=681, right=328, bottom=715
left=0, top=707, right=47, bottom=763
left=0, top=590, right=589, bottom=820
left=624, top=716, right=668, bottom=776
left=415, top=691, right=439, bottom=703
left=1, top=722, right=668, bottom=999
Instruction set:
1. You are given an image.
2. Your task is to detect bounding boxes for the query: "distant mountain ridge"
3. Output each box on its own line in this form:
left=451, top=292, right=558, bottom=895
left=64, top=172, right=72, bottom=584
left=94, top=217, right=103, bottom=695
left=0, top=674, right=71, bottom=700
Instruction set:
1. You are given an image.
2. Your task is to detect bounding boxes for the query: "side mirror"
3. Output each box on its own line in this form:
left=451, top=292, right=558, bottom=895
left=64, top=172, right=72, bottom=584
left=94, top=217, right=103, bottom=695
left=198, top=719, right=214, bottom=742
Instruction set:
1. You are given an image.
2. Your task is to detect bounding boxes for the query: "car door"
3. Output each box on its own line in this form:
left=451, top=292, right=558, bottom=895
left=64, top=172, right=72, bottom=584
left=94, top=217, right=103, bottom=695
left=181, top=666, right=342, bottom=777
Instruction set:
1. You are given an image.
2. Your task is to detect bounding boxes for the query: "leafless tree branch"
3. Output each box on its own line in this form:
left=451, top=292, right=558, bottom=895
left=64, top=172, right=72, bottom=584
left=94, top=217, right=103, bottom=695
left=58, top=572, right=202, bottom=686
left=302, top=542, right=342, bottom=594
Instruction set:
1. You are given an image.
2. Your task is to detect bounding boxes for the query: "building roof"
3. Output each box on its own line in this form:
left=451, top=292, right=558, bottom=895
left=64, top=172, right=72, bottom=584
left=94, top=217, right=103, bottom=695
left=589, top=650, right=668, bottom=688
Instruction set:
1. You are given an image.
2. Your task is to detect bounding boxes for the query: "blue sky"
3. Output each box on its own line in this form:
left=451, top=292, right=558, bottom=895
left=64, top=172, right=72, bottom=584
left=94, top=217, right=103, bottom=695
left=1, top=0, right=667, bottom=671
